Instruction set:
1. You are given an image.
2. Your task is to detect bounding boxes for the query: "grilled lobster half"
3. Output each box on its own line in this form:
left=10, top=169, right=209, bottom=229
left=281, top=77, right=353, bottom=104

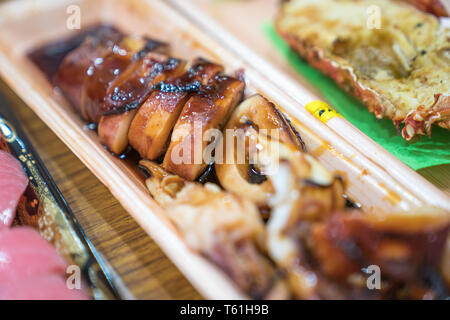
left=276, top=0, right=449, bottom=140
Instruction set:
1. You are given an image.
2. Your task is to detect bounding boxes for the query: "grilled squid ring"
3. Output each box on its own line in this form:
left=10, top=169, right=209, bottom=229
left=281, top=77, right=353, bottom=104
left=215, top=94, right=304, bottom=205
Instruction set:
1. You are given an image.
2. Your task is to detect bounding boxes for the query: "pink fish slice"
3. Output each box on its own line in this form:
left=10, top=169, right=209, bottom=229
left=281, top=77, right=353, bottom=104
left=0, top=150, right=28, bottom=229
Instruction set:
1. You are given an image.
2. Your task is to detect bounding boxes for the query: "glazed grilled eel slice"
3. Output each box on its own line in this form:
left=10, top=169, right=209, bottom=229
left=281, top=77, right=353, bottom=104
left=128, top=58, right=224, bottom=160
left=276, top=0, right=450, bottom=140
left=54, top=28, right=123, bottom=113
left=101, top=53, right=185, bottom=115
left=98, top=53, right=186, bottom=154
left=81, top=37, right=168, bottom=123
left=163, top=74, right=245, bottom=181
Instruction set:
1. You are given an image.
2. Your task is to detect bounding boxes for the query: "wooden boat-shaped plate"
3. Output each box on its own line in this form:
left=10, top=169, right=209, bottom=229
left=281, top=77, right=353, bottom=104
left=0, top=0, right=448, bottom=299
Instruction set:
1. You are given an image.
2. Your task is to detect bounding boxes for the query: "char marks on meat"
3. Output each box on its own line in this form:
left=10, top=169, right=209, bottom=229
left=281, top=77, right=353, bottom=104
left=128, top=58, right=224, bottom=160
left=53, top=27, right=123, bottom=113
left=163, top=73, right=245, bottom=181
left=101, top=54, right=185, bottom=115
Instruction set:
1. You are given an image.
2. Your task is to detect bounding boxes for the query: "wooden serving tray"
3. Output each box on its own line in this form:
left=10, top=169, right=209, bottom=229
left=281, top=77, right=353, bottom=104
left=0, top=0, right=448, bottom=299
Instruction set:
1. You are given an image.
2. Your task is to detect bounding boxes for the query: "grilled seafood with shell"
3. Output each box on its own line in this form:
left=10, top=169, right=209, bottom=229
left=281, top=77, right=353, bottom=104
left=276, top=0, right=450, bottom=140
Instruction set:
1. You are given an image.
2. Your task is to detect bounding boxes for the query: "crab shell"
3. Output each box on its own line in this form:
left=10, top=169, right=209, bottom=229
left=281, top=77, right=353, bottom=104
left=275, top=0, right=450, bottom=141
left=400, top=0, right=449, bottom=17
left=402, top=94, right=450, bottom=140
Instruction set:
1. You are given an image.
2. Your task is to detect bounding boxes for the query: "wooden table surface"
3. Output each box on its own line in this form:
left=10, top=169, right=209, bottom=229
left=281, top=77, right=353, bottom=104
left=1, top=0, right=448, bottom=301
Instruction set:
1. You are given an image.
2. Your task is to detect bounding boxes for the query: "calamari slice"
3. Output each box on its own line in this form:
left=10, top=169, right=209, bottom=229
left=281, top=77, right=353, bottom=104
left=140, top=160, right=286, bottom=298
left=267, top=160, right=450, bottom=299
left=216, top=94, right=345, bottom=215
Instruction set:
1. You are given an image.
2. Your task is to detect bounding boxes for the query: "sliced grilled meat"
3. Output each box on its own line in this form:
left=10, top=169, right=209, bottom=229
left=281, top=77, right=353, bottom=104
left=162, top=74, right=245, bottom=181
left=98, top=54, right=186, bottom=155
left=128, top=58, right=224, bottom=160
left=101, top=53, right=185, bottom=115
left=81, top=37, right=168, bottom=123
left=98, top=110, right=138, bottom=155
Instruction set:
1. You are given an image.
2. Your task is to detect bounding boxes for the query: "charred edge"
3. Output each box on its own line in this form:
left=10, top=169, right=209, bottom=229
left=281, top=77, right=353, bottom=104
left=265, top=97, right=306, bottom=152
left=102, top=100, right=141, bottom=116
left=248, top=164, right=268, bottom=184
left=302, top=179, right=333, bottom=188
left=138, top=164, right=153, bottom=178
left=152, top=80, right=203, bottom=93
left=133, top=39, right=169, bottom=60
left=145, top=58, right=182, bottom=81
left=343, top=194, right=361, bottom=209
left=197, top=162, right=221, bottom=185
left=283, top=113, right=307, bottom=152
